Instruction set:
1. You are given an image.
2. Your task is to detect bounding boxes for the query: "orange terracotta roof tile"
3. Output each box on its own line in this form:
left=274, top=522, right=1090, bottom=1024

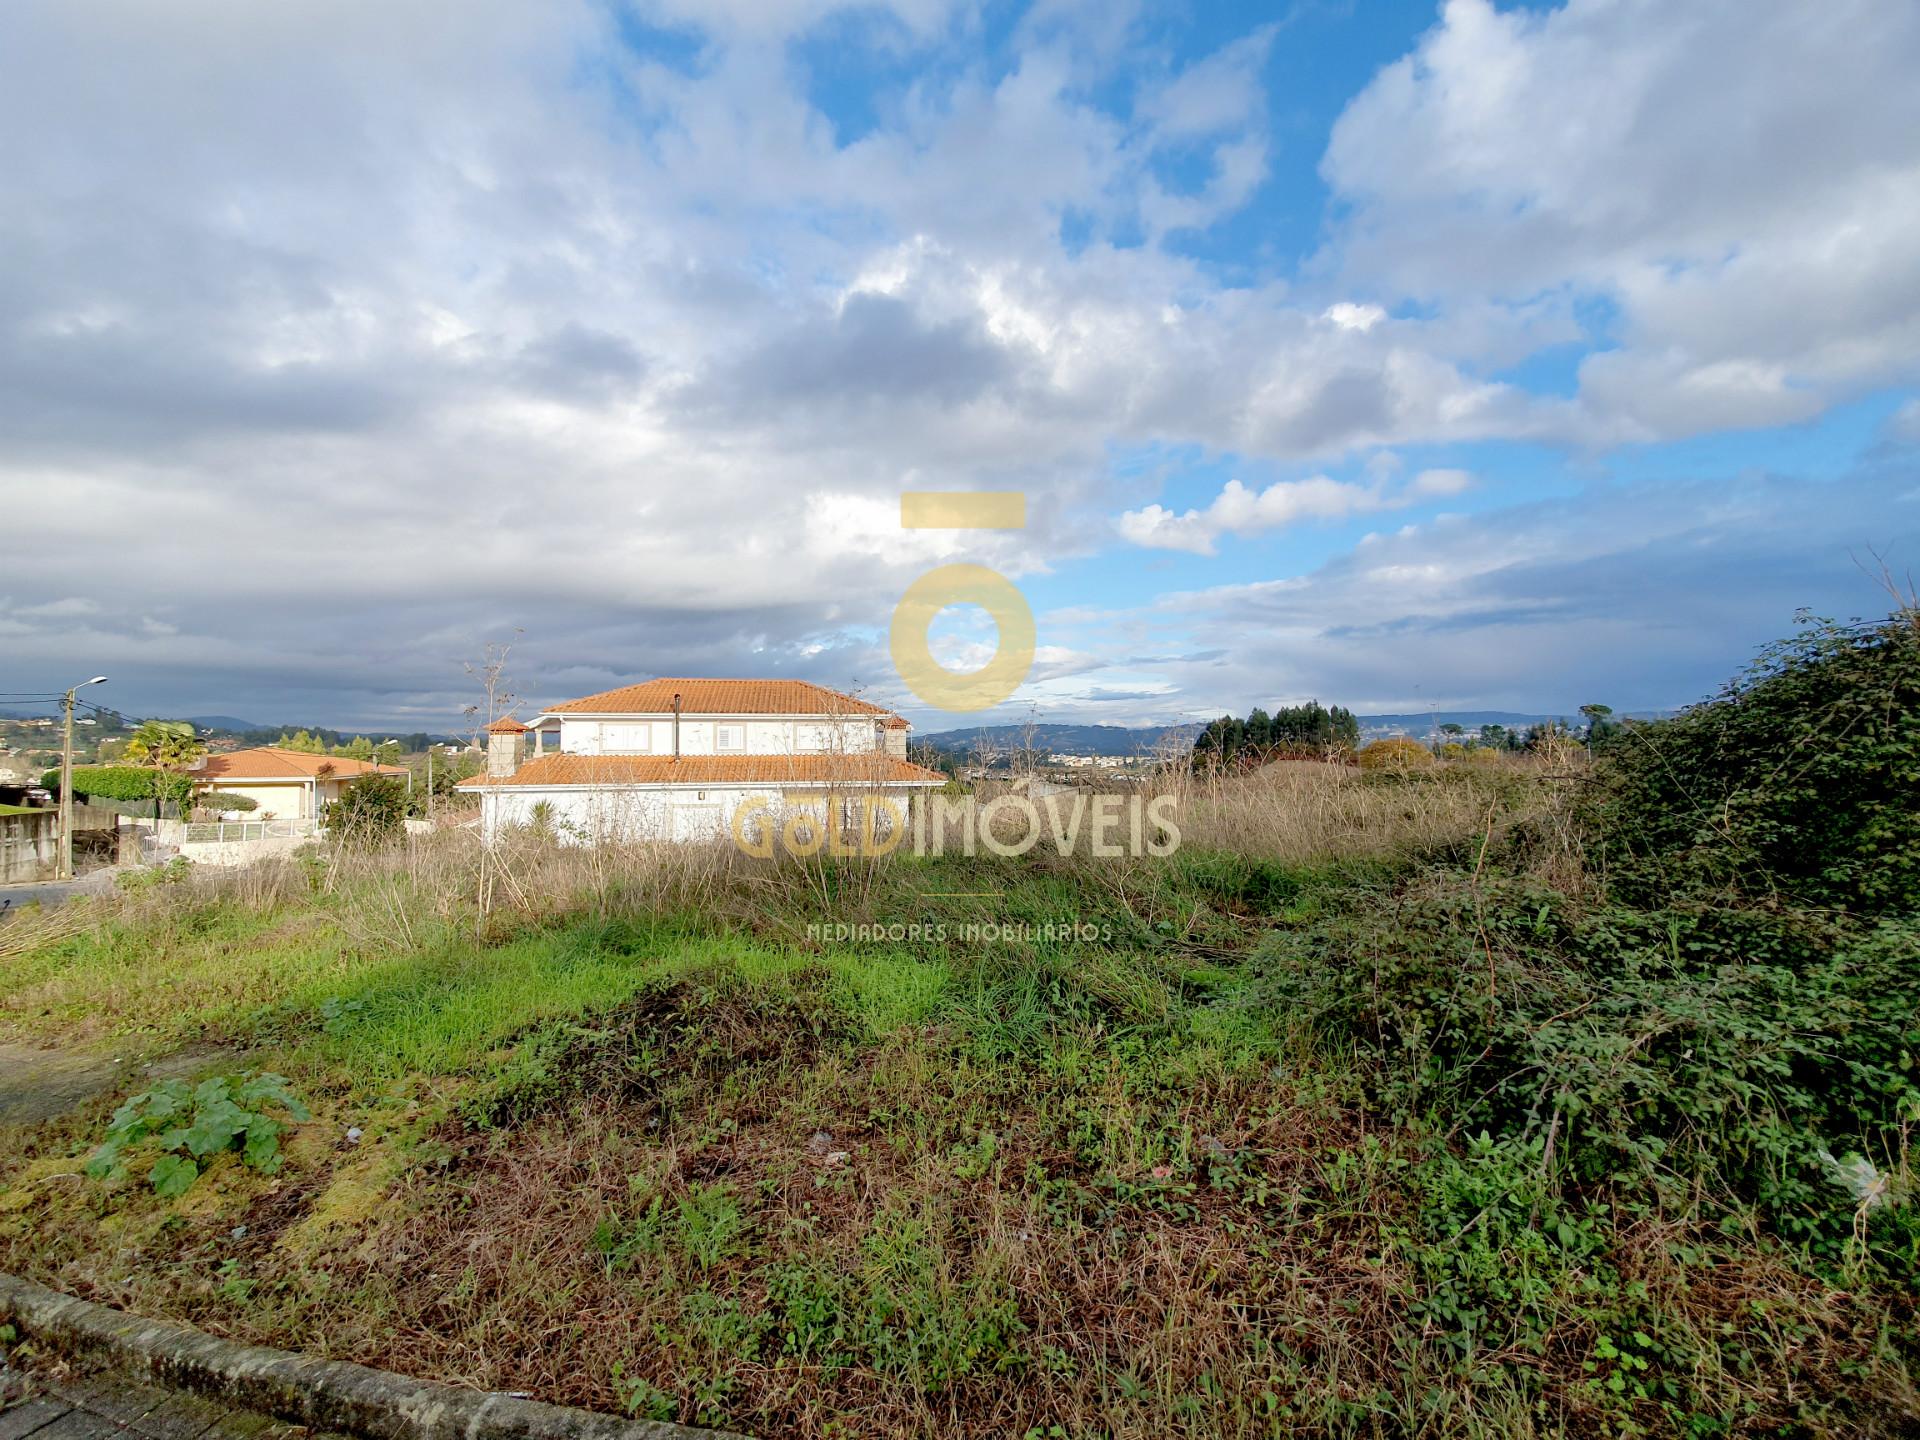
left=193, top=748, right=408, bottom=782
left=459, top=753, right=946, bottom=789
left=543, top=679, right=896, bottom=718
left=485, top=717, right=529, bottom=733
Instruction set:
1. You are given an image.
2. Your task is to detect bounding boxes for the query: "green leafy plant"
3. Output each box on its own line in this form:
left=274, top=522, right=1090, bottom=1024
left=610, top=1362, right=677, bottom=1421
left=527, top=799, right=558, bottom=839
left=593, top=1195, right=669, bottom=1270
left=676, top=1182, right=749, bottom=1271
left=948, top=1128, right=998, bottom=1180
left=85, top=1072, right=312, bottom=1198
left=317, top=995, right=370, bottom=1036
left=326, top=775, right=408, bottom=846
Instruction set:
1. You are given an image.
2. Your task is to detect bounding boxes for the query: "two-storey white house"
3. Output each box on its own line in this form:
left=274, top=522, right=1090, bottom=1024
left=459, top=678, right=944, bottom=844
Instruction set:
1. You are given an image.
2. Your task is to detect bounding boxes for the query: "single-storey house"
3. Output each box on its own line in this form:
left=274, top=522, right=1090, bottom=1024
left=192, top=747, right=408, bottom=821
left=459, top=678, right=944, bottom=844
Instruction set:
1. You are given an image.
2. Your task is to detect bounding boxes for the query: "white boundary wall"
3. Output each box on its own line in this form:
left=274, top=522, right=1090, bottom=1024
left=478, top=783, right=928, bottom=845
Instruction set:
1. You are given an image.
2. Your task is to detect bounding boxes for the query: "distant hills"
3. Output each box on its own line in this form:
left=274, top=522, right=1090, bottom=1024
left=1350, top=710, right=1581, bottom=740
left=7, top=709, right=1645, bottom=759
left=189, top=718, right=463, bottom=745
left=917, top=711, right=1619, bottom=758
left=916, top=722, right=1204, bottom=758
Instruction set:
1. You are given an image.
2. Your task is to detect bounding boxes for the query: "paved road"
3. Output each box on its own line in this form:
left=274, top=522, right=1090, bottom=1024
left=0, top=1042, right=233, bottom=1127
left=0, top=874, right=115, bottom=914
left=0, top=883, right=80, bottom=913
left=1, top=1363, right=343, bottom=1440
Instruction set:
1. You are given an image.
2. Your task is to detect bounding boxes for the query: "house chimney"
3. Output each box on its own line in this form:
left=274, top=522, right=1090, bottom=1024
left=485, top=716, right=528, bottom=778
left=882, top=715, right=909, bottom=759
left=672, top=692, right=682, bottom=762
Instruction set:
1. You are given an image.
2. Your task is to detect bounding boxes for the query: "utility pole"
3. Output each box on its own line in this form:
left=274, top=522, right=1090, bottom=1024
left=58, top=675, right=109, bottom=880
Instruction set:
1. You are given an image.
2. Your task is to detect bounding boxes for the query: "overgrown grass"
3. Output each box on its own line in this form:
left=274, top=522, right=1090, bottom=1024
left=0, top=686, right=1915, bottom=1438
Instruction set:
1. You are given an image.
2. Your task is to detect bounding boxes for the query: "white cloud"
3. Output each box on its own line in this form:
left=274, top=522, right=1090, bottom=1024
left=1323, top=0, right=1920, bottom=441
left=1323, top=302, right=1385, bottom=333
left=1065, top=464, right=1920, bottom=721
left=1136, top=25, right=1275, bottom=139
left=1889, top=397, right=1920, bottom=443
left=1410, top=468, right=1473, bottom=497
left=1116, top=468, right=1475, bottom=555
left=0, top=0, right=1911, bottom=726
left=632, top=0, right=964, bottom=42
left=1118, top=476, right=1377, bottom=554
left=16, top=597, right=102, bottom=618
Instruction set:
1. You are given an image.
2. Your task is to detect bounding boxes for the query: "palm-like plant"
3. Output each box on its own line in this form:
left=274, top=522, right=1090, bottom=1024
left=126, top=720, right=204, bottom=769
left=124, top=720, right=206, bottom=816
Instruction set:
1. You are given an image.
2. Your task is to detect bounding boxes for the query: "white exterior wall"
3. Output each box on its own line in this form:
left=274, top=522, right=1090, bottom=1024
left=198, top=779, right=313, bottom=820
left=480, top=783, right=922, bottom=845
left=557, top=714, right=883, bottom=756
left=176, top=834, right=314, bottom=867
left=196, top=776, right=383, bottom=820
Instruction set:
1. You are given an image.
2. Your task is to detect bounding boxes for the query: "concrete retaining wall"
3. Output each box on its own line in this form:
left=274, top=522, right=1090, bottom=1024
left=0, top=1272, right=738, bottom=1440
left=175, top=835, right=314, bottom=867
left=0, top=805, right=121, bottom=883
left=0, top=809, right=56, bottom=883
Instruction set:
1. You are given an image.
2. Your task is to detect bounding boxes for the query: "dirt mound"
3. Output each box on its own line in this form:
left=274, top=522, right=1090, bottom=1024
left=469, top=970, right=855, bottom=1128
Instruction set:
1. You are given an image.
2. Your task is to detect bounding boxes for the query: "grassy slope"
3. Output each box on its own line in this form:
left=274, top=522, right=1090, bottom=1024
left=0, top=762, right=1913, bottom=1438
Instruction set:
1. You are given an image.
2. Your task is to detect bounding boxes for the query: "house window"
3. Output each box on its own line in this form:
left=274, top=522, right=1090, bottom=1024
left=603, top=723, right=652, bottom=753
left=716, top=723, right=746, bottom=751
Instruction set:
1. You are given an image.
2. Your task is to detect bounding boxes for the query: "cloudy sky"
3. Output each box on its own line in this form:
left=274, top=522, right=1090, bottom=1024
left=3, top=0, right=1917, bottom=733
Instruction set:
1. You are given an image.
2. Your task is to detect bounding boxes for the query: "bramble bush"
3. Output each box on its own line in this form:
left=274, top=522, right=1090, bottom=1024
left=1260, top=610, right=1920, bottom=1300
left=1597, top=609, right=1920, bottom=913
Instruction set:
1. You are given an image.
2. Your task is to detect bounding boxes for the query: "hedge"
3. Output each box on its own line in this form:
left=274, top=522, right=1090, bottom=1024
left=43, top=766, right=194, bottom=804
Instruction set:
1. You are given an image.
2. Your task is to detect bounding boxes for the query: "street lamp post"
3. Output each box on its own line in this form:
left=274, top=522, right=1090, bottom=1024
left=58, top=676, right=108, bottom=881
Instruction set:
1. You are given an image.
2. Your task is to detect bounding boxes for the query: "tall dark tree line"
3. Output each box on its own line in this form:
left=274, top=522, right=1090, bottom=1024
left=1193, top=700, right=1361, bottom=768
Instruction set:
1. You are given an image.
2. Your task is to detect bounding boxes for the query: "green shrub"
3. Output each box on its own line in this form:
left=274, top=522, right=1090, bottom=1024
left=1268, top=888, right=1919, bottom=1268
left=195, top=791, right=259, bottom=813
left=1357, top=737, right=1435, bottom=771
left=1595, top=611, right=1920, bottom=915
left=46, top=765, right=192, bottom=806
left=326, top=775, right=407, bottom=846
left=1261, top=609, right=1920, bottom=1282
